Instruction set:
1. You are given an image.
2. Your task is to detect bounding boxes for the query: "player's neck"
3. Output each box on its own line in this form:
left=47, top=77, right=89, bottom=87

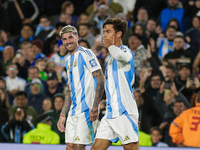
left=114, top=39, right=123, bottom=47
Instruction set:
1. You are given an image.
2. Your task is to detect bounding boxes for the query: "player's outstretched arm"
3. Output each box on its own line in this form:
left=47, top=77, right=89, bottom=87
left=57, top=84, right=72, bottom=132
left=90, top=69, right=105, bottom=122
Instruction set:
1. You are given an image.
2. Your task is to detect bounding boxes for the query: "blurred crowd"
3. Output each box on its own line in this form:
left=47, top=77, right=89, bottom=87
left=0, top=0, right=200, bottom=147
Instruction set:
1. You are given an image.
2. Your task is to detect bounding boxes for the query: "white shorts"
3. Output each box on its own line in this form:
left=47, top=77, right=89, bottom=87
left=95, top=112, right=139, bottom=145
left=65, top=111, right=96, bottom=145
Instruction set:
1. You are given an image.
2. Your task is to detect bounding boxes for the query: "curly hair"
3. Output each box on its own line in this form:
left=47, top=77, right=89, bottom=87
left=103, top=18, right=128, bottom=38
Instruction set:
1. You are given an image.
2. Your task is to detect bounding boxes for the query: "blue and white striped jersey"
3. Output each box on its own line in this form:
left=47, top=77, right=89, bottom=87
left=65, top=46, right=101, bottom=116
left=105, top=45, right=138, bottom=119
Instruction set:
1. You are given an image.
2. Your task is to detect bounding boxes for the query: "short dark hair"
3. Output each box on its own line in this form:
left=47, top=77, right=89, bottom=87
left=78, top=39, right=90, bottom=49
left=28, top=66, right=39, bottom=73
left=103, top=18, right=128, bottom=38
left=150, top=126, right=162, bottom=135
left=166, top=63, right=176, bottom=73
left=15, top=91, right=27, bottom=98
left=165, top=25, right=177, bottom=33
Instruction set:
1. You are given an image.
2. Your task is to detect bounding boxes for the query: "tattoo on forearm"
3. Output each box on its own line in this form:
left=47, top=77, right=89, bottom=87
left=92, top=69, right=105, bottom=109
left=61, top=84, right=72, bottom=115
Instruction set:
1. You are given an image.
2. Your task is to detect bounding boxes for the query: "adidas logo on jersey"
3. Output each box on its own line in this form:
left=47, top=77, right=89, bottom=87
left=124, top=136, right=130, bottom=141
left=75, top=136, right=80, bottom=141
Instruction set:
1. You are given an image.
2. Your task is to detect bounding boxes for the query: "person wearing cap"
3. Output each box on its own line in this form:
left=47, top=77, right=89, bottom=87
left=27, top=78, right=46, bottom=113
left=49, top=93, right=66, bottom=144
left=31, top=39, right=47, bottom=64
left=44, top=71, right=64, bottom=98
left=57, top=24, right=104, bottom=149
left=23, top=113, right=60, bottom=144
left=4, top=63, right=26, bottom=104
left=128, top=33, right=147, bottom=75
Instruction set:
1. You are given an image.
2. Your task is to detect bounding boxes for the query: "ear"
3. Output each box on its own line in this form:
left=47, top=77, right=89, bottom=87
left=117, top=31, right=122, bottom=38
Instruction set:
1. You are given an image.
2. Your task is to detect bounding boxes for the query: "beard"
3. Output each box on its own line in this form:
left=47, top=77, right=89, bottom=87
left=64, top=42, right=77, bottom=53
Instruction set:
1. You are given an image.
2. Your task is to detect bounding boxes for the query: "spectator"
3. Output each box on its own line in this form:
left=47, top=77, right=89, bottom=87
left=0, top=94, right=9, bottom=142
left=165, top=64, right=177, bottom=82
left=23, top=113, right=60, bottom=144
left=88, top=3, right=115, bottom=36
left=26, top=66, right=40, bottom=83
left=2, top=46, right=15, bottom=71
left=42, top=22, right=66, bottom=57
left=76, top=13, right=89, bottom=27
left=46, top=60, right=56, bottom=74
left=185, top=0, right=200, bottom=18
left=185, top=16, right=200, bottom=56
left=27, top=78, right=46, bottom=113
left=0, top=77, right=6, bottom=89
left=193, top=51, right=200, bottom=76
left=86, top=0, right=123, bottom=15
left=5, top=63, right=26, bottom=104
left=145, top=18, right=159, bottom=41
left=175, top=61, right=200, bottom=101
left=31, top=39, right=47, bottom=65
left=0, top=29, right=17, bottom=51
left=6, top=0, right=39, bottom=36
left=51, top=39, right=69, bottom=67
left=150, top=127, right=168, bottom=147
left=1, top=107, right=34, bottom=143
left=78, top=23, right=95, bottom=48
left=160, top=0, right=184, bottom=32
left=35, top=15, right=54, bottom=37
left=133, top=0, right=167, bottom=22
left=35, top=59, right=48, bottom=81
left=49, top=93, right=65, bottom=144
left=9, top=91, right=38, bottom=125
left=139, top=69, right=163, bottom=131
left=134, top=89, right=157, bottom=134
left=12, top=50, right=31, bottom=80
left=27, top=47, right=36, bottom=66
left=78, top=39, right=91, bottom=49
left=133, top=24, right=149, bottom=47
left=169, top=91, right=200, bottom=147
left=128, top=34, right=147, bottom=75
left=160, top=100, right=187, bottom=146
left=0, top=88, right=10, bottom=110
left=163, top=35, right=194, bottom=65
left=135, top=7, right=149, bottom=29
left=99, top=46, right=109, bottom=68
left=57, top=1, right=78, bottom=27
left=40, top=97, right=53, bottom=114
left=20, top=41, right=32, bottom=59
left=44, top=72, right=63, bottom=98
left=167, top=18, right=181, bottom=31
left=157, top=26, right=177, bottom=58
left=12, top=24, right=35, bottom=49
